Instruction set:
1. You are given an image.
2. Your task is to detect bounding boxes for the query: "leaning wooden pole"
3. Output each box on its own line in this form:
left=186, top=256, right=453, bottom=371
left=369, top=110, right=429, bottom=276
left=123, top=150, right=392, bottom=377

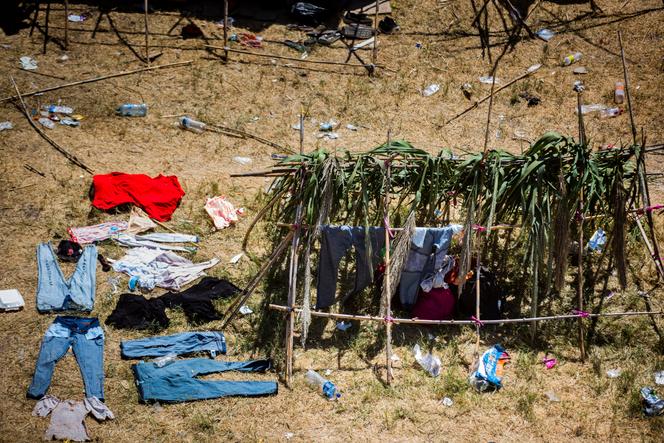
left=223, top=0, right=229, bottom=61
left=64, top=0, right=69, bottom=50
left=371, top=0, right=379, bottom=75
left=575, top=84, right=587, bottom=362
left=384, top=159, right=394, bottom=385
left=144, top=0, right=150, bottom=65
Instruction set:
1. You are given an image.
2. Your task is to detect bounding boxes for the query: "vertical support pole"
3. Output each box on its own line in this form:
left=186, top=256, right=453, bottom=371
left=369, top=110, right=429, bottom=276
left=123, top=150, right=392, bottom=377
left=64, top=0, right=69, bottom=50
left=223, top=0, right=229, bottom=61
left=30, top=1, right=40, bottom=37
left=43, top=1, right=51, bottom=54
left=618, top=31, right=636, bottom=146
left=144, top=0, right=150, bottom=65
left=384, top=158, right=393, bottom=385
left=575, top=86, right=587, bottom=362
left=371, top=0, right=379, bottom=75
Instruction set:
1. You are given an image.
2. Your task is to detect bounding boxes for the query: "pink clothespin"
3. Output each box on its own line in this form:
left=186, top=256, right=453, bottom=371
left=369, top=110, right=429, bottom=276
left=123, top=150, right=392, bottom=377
left=383, top=316, right=395, bottom=323
left=472, top=224, right=487, bottom=232
left=470, top=315, right=484, bottom=327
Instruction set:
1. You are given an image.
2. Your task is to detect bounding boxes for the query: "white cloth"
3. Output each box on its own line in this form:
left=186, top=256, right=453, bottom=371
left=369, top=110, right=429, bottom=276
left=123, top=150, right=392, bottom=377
left=126, top=209, right=157, bottom=235
left=205, top=196, right=243, bottom=229
left=113, top=234, right=195, bottom=253
left=110, top=247, right=219, bottom=290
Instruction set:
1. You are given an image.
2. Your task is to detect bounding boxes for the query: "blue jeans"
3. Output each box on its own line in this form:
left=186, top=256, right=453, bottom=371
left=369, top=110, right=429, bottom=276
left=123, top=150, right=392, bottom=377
left=121, top=331, right=226, bottom=359
left=132, top=358, right=278, bottom=403
left=37, top=243, right=97, bottom=312
left=27, top=316, right=105, bottom=400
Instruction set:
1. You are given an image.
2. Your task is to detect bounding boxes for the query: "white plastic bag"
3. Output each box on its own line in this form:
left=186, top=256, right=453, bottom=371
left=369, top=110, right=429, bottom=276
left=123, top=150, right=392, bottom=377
left=413, top=344, right=441, bottom=377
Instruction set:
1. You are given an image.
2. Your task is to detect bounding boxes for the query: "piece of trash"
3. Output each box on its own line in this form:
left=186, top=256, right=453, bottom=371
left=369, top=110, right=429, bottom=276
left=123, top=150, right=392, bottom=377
left=345, top=124, right=358, bottom=131
left=239, top=33, right=263, bottom=48
left=655, top=371, right=664, bottom=386
left=513, top=129, right=528, bottom=139
left=107, top=276, right=120, bottom=294
left=587, top=228, right=607, bottom=251
left=179, top=116, right=206, bottom=133
left=291, top=122, right=302, bottom=131
left=229, top=253, right=244, bottom=264
left=641, top=387, right=664, bottom=416
left=116, top=103, right=148, bottom=117
left=72, top=114, right=84, bottom=121
left=518, top=91, right=541, bottom=107
left=60, top=118, right=80, bottom=127
left=536, top=28, right=555, bottom=41
left=317, top=132, right=339, bottom=140
left=57, top=54, right=69, bottom=62
left=415, top=42, right=423, bottom=49
left=232, top=156, right=253, bottom=166
left=215, top=17, right=235, bottom=28
left=239, top=305, right=253, bottom=315
left=20, top=56, right=38, bottom=70
left=0, top=289, right=25, bottom=311
left=578, top=104, right=606, bottom=115
left=422, top=84, right=440, bottom=97
left=324, top=369, right=333, bottom=376
left=67, top=14, right=86, bottom=22
left=305, top=369, right=341, bottom=400
left=413, top=344, right=441, bottom=377
left=615, top=81, right=625, bottom=104
left=600, top=107, right=623, bottom=118
left=0, top=121, right=13, bottom=131
left=563, top=52, right=582, bottom=66
left=479, top=76, right=501, bottom=84
left=527, top=64, right=542, bottom=74
left=461, top=82, right=473, bottom=99
left=336, top=321, right=352, bottom=331
left=271, top=153, right=288, bottom=161
left=38, top=117, right=55, bottom=129
left=440, top=397, right=453, bottom=407
left=44, top=105, right=73, bottom=115
left=573, top=66, right=588, bottom=74
left=606, top=368, right=622, bottom=378
left=545, top=391, right=561, bottom=402
left=284, top=432, right=294, bottom=440
left=543, top=357, right=557, bottom=369
left=205, top=196, right=243, bottom=230
left=573, top=80, right=585, bottom=93
left=469, top=344, right=510, bottom=392
left=319, top=120, right=337, bottom=131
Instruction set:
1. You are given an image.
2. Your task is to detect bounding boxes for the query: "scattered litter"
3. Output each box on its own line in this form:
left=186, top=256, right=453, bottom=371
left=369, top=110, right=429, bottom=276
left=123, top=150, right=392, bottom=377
left=72, top=114, right=84, bottom=121
left=461, top=82, right=472, bottom=99
left=655, top=371, right=664, bottom=386
left=440, top=397, right=453, bottom=407
left=67, top=14, right=86, bottom=22
left=0, top=289, right=25, bottom=311
left=600, top=107, right=622, bottom=118
left=0, top=121, right=13, bottom=131
left=153, top=353, right=177, bottom=368
left=518, top=91, right=541, bottom=107
left=179, top=116, right=206, bottom=133
left=422, top=84, right=440, bottom=97
left=107, top=276, right=120, bottom=294
left=615, top=81, right=625, bottom=104
left=38, top=117, right=55, bottom=129
left=415, top=42, right=423, bottom=49
left=116, top=103, right=148, bottom=117
left=543, top=357, right=557, bottom=369
left=563, top=52, right=582, bottom=66
left=587, top=228, right=607, bottom=251
left=641, top=387, right=664, bottom=416
left=239, top=305, right=253, bottom=315
left=319, top=120, right=337, bottom=131
left=43, top=105, right=73, bottom=115
left=479, top=76, right=501, bottom=84
left=230, top=253, right=244, bottom=264
left=527, top=64, right=542, bottom=73
left=284, top=432, right=294, bottom=440
left=305, top=369, right=341, bottom=400
left=379, top=16, right=400, bottom=34
left=317, top=132, right=339, bottom=140
left=413, top=344, right=441, bottom=377
left=469, top=344, right=510, bottom=392
left=324, top=369, right=333, bottom=376
left=215, top=17, right=235, bottom=28
left=573, top=80, right=585, bottom=93
left=606, top=368, right=622, bottom=378
left=60, top=118, right=80, bottom=127
left=238, top=33, right=263, bottom=48
left=573, top=66, right=588, bottom=74
left=336, top=321, right=352, bottom=331
left=352, top=37, right=375, bottom=50
left=345, top=124, right=358, bottom=131
left=578, top=104, right=606, bottom=115
left=205, top=196, right=244, bottom=230
left=545, top=391, right=561, bottom=402
left=20, top=56, right=38, bottom=70
left=232, top=156, right=253, bottom=166
left=57, top=54, right=69, bottom=62
left=536, top=28, right=555, bottom=41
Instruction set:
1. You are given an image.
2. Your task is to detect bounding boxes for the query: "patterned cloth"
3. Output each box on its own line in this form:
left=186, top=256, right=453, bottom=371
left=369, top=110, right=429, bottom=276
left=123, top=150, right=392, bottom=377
left=204, top=196, right=243, bottom=230
left=69, top=221, right=128, bottom=244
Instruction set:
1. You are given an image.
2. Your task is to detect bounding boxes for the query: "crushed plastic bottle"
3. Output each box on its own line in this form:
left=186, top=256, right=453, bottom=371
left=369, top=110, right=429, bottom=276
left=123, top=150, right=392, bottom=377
left=38, top=117, right=55, bottom=129
left=44, top=105, right=73, bottom=114
left=614, top=82, right=625, bottom=104
left=232, top=156, right=253, bottom=166
left=60, top=118, right=80, bottom=127
left=422, top=84, right=440, bottom=97
left=0, top=121, right=13, bottom=131
left=641, top=387, right=664, bottom=416
left=536, top=29, right=555, bottom=41
left=116, top=103, right=148, bottom=117
left=179, top=116, right=206, bottom=133
left=495, top=115, right=505, bottom=140
left=153, top=353, right=177, bottom=368
left=578, top=104, right=607, bottom=115
left=600, top=107, right=622, bottom=118
left=562, top=52, right=582, bottom=66
left=305, top=369, right=341, bottom=400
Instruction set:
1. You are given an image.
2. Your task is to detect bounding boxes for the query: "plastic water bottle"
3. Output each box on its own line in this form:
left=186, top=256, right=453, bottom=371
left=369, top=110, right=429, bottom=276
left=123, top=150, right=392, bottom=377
left=116, top=103, right=148, bottom=117
left=38, top=117, right=55, bottom=129
left=422, top=84, right=440, bottom=97
left=305, top=369, right=341, bottom=400
left=600, top=107, right=622, bottom=118
left=44, top=105, right=73, bottom=114
left=153, top=353, right=177, bottom=368
left=562, top=52, right=582, bottom=66
left=179, top=116, right=207, bottom=133
left=614, top=82, right=625, bottom=104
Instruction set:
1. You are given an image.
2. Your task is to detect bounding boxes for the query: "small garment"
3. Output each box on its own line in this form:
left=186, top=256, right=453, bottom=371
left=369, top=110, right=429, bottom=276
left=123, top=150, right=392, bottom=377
left=113, top=233, right=195, bottom=253
left=56, top=240, right=83, bottom=262
left=91, top=173, right=185, bottom=222
left=399, top=226, right=461, bottom=308
left=456, top=266, right=505, bottom=320
left=28, top=317, right=105, bottom=400
left=121, top=331, right=227, bottom=359
left=132, top=358, right=278, bottom=403
left=126, top=208, right=157, bottom=235
left=136, top=233, right=199, bottom=243
left=68, top=221, right=128, bottom=244
left=204, top=196, right=243, bottom=229
left=105, top=293, right=170, bottom=330
left=37, top=243, right=97, bottom=313
left=33, top=395, right=114, bottom=442
left=316, top=225, right=386, bottom=309
left=110, top=247, right=219, bottom=290
left=159, top=277, right=240, bottom=324
left=412, top=287, right=456, bottom=321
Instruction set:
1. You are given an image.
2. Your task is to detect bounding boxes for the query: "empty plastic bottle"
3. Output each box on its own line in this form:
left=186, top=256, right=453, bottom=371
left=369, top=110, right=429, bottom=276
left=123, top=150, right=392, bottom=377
left=600, top=107, right=622, bottom=118
left=116, top=103, right=148, bottom=117
left=44, top=105, right=73, bottom=114
left=153, top=353, right=177, bottom=368
left=38, top=117, right=55, bottom=129
left=179, top=116, right=207, bottom=133
left=562, top=52, right=582, bottom=66
left=614, top=82, right=625, bottom=104
left=305, top=369, right=341, bottom=400
left=422, top=84, right=440, bottom=97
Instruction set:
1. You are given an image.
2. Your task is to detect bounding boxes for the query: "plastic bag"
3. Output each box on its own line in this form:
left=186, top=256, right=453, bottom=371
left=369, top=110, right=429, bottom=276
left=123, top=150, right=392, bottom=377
left=413, top=344, right=441, bottom=377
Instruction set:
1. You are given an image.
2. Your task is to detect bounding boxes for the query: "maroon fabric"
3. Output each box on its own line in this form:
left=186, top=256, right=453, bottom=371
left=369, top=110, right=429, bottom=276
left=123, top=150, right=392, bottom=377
left=412, top=287, right=455, bottom=321
left=91, top=173, right=185, bottom=222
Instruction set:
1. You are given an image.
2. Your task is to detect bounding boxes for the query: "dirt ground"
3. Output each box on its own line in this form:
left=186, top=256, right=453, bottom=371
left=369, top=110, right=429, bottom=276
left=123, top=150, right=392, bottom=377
left=1, top=0, right=664, bottom=441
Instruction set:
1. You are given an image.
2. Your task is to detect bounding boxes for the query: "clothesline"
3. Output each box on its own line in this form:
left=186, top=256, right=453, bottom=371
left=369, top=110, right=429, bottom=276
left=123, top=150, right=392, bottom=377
left=275, top=222, right=516, bottom=231
left=268, top=304, right=664, bottom=325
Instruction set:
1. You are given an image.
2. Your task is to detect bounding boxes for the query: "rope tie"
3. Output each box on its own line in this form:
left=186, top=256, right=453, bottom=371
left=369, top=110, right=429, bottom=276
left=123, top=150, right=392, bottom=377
left=572, top=309, right=590, bottom=318
left=470, top=315, right=484, bottom=327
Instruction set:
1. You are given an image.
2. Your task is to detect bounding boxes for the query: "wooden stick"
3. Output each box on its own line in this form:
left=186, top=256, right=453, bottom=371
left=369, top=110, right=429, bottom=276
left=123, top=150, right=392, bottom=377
left=576, top=88, right=586, bottom=362
left=371, top=0, right=379, bottom=73
left=10, top=76, right=93, bottom=174
left=18, top=68, right=65, bottom=80
left=269, top=304, right=664, bottom=324
left=618, top=31, right=637, bottom=146
left=205, top=45, right=387, bottom=69
left=446, top=64, right=541, bottom=125
left=0, top=60, right=193, bottom=103
left=223, top=0, right=229, bottom=61
left=221, top=230, right=295, bottom=329
left=384, top=159, right=394, bottom=385
left=43, top=1, right=51, bottom=54
left=144, top=0, right=150, bottom=66
left=207, top=122, right=294, bottom=154
left=64, top=0, right=69, bottom=50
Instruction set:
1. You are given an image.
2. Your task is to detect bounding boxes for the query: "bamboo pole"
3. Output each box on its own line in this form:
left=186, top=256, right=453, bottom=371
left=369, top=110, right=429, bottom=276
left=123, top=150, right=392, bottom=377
left=618, top=31, right=637, bottom=146
left=445, top=64, right=541, bottom=125
left=223, top=0, right=229, bottom=61
left=0, top=60, right=193, bottom=103
left=268, top=304, right=664, bottom=324
left=576, top=86, right=587, bottom=362
left=144, top=0, right=150, bottom=65
left=64, top=0, right=69, bottom=50
left=43, top=1, right=51, bottom=54
left=371, top=0, right=379, bottom=75
left=383, top=159, right=394, bottom=385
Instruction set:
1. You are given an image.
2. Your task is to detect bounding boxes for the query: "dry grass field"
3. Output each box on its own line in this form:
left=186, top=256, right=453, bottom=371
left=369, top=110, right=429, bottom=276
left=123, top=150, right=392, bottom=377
left=1, top=0, right=664, bottom=441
